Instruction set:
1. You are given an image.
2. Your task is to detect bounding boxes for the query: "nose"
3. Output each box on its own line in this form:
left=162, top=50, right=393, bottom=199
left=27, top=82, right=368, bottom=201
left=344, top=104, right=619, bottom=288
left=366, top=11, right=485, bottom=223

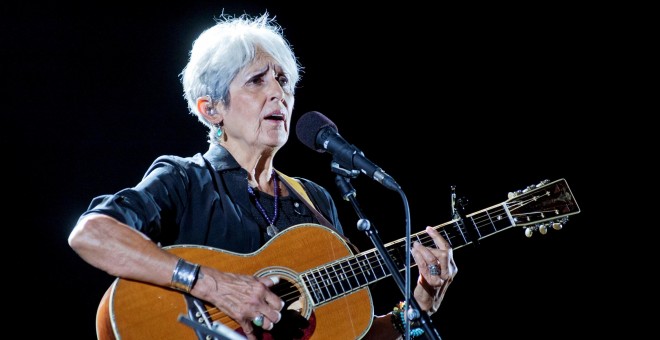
left=267, top=73, right=286, bottom=103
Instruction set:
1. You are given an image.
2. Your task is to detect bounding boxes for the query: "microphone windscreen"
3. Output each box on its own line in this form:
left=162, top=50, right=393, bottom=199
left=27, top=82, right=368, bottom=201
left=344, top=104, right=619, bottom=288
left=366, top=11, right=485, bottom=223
left=295, top=111, right=337, bottom=153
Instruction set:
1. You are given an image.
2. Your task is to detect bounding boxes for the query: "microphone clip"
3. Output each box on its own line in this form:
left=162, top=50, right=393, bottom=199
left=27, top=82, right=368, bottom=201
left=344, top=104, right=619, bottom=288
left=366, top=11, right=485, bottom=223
left=330, top=160, right=360, bottom=179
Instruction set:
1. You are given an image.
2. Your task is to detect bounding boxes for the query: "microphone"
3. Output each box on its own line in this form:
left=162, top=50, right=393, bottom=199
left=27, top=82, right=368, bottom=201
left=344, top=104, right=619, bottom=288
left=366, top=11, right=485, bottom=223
left=296, top=111, right=400, bottom=191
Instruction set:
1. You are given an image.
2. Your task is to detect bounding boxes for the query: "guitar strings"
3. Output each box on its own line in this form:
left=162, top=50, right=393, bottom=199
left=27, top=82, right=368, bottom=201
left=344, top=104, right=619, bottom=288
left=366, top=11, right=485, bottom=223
left=295, top=195, right=551, bottom=298
left=199, top=194, right=550, bottom=327
left=202, top=279, right=309, bottom=326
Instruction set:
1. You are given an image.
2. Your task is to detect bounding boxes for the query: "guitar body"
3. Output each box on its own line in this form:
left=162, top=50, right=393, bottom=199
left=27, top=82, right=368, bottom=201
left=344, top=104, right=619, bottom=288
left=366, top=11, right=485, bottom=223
left=97, top=224, right=374, bottom=340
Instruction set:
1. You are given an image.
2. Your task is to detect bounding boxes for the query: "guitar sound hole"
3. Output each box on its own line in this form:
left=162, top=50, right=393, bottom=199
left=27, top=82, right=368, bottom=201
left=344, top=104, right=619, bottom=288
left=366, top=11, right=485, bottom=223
left=254, top=275, right=316, bottom=339
left=270, top=278, right=307, bottom=316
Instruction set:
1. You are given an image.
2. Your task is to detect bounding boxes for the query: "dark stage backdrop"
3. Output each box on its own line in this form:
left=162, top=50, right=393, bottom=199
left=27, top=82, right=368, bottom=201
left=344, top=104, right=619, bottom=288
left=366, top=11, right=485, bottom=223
left=10, top=2, right=609, bottom=339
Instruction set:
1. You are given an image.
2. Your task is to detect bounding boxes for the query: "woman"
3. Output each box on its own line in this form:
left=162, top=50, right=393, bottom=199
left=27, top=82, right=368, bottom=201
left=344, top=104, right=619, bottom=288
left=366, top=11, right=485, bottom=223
left=68, top=13, right=456, bottom=340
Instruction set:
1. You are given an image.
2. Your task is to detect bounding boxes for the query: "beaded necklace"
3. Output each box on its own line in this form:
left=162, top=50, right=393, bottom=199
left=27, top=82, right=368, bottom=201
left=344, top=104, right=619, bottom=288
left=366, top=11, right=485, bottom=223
left=247, top=171, right=280, bottom=237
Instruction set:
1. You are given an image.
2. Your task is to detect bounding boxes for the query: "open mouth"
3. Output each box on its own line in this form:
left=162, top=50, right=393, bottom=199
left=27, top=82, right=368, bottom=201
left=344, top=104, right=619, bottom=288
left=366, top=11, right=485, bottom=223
left=265, top=113, right=285, bottom=121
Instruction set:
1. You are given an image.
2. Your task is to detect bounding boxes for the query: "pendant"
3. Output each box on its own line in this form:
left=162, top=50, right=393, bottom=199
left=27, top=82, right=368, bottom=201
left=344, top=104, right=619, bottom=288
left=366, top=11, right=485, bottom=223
left=266, top=224, right=279, bottom=237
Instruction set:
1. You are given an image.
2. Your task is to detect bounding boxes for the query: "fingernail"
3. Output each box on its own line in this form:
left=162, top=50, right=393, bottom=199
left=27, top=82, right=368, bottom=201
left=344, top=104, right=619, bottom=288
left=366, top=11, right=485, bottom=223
left=270, top=276, right=280, bottom=284
left=276, top=311, right=282, bottom=322
left=281, top=300, right=285, bottom=309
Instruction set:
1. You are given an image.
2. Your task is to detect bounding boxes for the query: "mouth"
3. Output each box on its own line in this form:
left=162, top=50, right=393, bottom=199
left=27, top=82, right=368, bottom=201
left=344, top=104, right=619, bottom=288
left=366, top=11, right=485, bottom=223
left=264, top=111, right=286, bottom=123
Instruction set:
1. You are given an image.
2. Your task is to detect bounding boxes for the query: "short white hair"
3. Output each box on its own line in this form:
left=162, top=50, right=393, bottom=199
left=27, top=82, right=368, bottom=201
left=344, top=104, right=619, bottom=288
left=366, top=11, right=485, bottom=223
left=180, top=13, right=301, bottom=141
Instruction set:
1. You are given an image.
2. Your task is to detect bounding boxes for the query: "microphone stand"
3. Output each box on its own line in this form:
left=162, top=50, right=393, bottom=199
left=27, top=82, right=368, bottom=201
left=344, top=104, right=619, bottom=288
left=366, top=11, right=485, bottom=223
left=177, top=314, right=246, bottom=340
left=331, top=161, right=441, bottom=340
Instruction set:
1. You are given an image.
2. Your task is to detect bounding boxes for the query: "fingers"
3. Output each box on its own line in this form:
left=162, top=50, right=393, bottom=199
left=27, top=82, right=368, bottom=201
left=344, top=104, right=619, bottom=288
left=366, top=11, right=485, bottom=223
left=412, top=241, right=438, bottom=267
left=260, top=275, right=280, bottom=287
left=257, top=311, right=282, bottom=331
left=426, top=226, right=450, bottom=250
left=411, top=241, right=440, bottom=282
left=254, top=275, right=284, bottom=331
left=239, top=319, right=256, bottom=339
left=210, top=272, right=286, bottom=334
left=259, top=275, right=285, bottom=309
left=412, top=227, right=455, bottom=282
left=241, top=300, right=281, bottom=332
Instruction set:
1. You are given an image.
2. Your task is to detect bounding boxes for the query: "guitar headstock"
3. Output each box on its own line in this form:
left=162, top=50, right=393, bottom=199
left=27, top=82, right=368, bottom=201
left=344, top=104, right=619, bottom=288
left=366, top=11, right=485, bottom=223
left=505, top=178, right=580, bottom=237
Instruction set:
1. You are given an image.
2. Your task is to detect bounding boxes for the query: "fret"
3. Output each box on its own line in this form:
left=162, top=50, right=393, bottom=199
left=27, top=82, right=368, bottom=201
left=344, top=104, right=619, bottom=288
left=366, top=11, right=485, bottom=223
left=384, top=243, right=405, bottom=270
left=314, top=268, right=331, bottom=302
left=469, top=215, right=483, bottom=238
left=302, top=272, right=324, bottom=305
left=494, top=205, right=514, bottom=232
left=371, top=250, right=387, bottom=279
left=355, top=254, right=371, bottom=285
left=445, top=220, right=469, bottom=248
left=322, top=266, right=339, bottom=299
left=310, top=269, right=329, bottom=304
left=330, top=262, right=349, bottom=296
left=439, top=227, right=452, bottom=247
left=484, top=209, right=497, bottom=233
left=453, top=219, right=469, bottom=246
left=359, top=253, right=376, bottom=282
left=337, top=261, right=352, bottom=292
left=347, top=257, right=365, bottom=287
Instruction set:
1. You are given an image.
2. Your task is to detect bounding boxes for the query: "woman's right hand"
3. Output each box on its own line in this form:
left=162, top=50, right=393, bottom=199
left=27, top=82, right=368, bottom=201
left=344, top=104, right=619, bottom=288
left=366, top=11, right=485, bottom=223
left=192, top=269, right=284, bottom=339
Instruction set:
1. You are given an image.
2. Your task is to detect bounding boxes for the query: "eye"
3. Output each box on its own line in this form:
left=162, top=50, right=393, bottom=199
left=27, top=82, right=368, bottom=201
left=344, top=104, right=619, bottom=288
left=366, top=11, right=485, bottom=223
left=277, top=74, right=289, bottom=87
left=247, top=75, right=265, bottom=85
left=277, top=74, right=292, bottom=93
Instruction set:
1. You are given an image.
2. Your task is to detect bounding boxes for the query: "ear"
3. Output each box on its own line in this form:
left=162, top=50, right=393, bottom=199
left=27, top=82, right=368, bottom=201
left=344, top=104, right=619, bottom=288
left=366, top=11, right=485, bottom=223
left=196, top=96, right=222, bottom=124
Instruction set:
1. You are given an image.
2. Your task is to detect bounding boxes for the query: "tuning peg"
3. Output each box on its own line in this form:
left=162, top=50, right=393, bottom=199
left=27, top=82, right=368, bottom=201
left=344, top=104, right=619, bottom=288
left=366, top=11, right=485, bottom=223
left=510, top=180, right=550, bottom=198
left=524, top=227, right=533, bottom=238
left=539, top=224, right=548, bottom=235
left=552, top=222, right=563, bottom=230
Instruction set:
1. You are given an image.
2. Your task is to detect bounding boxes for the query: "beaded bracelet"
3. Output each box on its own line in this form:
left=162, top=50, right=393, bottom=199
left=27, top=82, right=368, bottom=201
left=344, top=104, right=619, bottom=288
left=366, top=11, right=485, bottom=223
left=391, top=306, right=406, bottom=335
left=170, top=258, right=201, bottom=293
left=391, top=301, right=424, bottom=338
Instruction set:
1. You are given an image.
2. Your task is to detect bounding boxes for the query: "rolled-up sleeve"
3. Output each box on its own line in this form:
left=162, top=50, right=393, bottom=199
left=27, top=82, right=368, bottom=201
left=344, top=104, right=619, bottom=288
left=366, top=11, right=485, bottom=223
left=80, top=156, right=191, bottom=240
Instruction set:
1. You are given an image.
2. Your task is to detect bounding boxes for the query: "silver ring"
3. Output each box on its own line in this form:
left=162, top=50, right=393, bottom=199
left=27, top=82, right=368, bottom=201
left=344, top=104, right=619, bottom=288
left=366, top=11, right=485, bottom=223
left=253, top=313, right=264, bottom=327
left=428, top=264, right=441, bottom=276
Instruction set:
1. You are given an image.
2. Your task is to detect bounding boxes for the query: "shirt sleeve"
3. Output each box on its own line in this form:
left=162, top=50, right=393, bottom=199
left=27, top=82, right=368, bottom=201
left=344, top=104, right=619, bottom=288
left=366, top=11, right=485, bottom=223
left=79, top=155, right=193, bottom=240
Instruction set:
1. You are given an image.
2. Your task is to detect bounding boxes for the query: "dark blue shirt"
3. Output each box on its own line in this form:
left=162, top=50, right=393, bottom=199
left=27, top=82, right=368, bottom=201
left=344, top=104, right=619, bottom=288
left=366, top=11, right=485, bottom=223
left=80, top=144, right=343, bottom=253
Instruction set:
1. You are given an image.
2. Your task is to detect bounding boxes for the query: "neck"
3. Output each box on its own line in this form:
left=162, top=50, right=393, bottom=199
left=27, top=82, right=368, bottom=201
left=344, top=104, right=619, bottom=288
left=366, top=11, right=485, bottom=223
left=222, top=143, right=277, bottom=192
left=223, top=139, right=276, bottom=165
left=249, top=169, right=277, bottom=194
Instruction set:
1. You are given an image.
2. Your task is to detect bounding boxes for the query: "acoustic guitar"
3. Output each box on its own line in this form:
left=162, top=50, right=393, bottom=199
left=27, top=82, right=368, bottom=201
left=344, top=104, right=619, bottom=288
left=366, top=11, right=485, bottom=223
left=96, top=178, right=580, bottom=339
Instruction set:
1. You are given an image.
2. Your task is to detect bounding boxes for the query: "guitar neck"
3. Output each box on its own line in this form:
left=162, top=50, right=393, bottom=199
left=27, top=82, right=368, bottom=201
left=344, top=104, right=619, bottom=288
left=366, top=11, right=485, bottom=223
left=300, top=178, right=580, bottom=305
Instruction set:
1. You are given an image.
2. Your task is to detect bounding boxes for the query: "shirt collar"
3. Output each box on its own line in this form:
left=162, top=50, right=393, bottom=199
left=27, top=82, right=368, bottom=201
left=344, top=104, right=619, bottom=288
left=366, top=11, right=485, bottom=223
left=203, top=144, right=242, bottom=172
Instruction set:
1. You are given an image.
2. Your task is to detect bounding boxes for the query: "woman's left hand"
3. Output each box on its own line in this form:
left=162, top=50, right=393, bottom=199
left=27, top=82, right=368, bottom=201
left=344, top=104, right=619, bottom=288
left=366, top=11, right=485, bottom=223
left=411, top=226, right=458, bottom=313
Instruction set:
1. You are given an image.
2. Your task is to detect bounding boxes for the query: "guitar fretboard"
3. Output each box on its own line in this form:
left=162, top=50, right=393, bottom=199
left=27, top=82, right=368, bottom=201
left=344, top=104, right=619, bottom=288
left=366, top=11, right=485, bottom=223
left=300, top=178, right=579, bottom=306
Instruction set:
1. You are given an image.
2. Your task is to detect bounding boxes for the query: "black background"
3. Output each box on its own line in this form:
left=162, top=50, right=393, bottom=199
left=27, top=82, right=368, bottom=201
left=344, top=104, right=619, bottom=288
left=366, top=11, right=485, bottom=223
left=9, top=2, right=611, bottom=339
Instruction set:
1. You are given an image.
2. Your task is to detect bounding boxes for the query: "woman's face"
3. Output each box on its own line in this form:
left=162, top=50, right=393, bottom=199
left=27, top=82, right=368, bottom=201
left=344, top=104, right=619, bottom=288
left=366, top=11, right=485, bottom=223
left=220, top=55, right=294, bottom=152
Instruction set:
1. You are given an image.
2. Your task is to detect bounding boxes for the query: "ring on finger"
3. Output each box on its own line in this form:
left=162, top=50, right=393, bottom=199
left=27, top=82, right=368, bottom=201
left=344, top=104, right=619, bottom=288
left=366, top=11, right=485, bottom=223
left=428, top=264, right=441, bottom=276
left=253, top=313, right=265, bottom=327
